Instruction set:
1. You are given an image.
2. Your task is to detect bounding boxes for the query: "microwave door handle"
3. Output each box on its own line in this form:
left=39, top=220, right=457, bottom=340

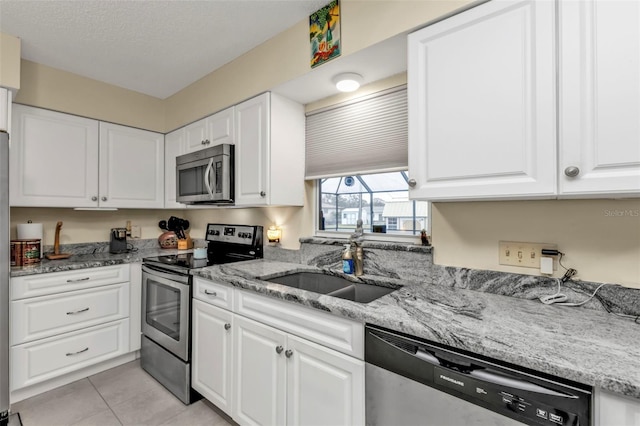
left=204, top=158, right=214, bottom=198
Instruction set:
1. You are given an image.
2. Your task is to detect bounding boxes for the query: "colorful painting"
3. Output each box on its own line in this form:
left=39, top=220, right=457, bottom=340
left=310, top=0, right=341, bottom=68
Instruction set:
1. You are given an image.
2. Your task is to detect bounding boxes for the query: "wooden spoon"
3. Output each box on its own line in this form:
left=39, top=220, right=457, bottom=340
left=45, top=221, right=71, bottom=260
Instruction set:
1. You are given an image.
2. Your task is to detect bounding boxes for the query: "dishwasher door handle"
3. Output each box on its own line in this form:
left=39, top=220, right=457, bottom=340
left=416, top=348, right=577, bottom=399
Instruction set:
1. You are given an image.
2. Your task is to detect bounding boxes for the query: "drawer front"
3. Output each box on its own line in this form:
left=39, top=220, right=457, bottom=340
left=11, top=282, right=130, bottom=345
left=193, top=277, right=233, bottom=310
left=11, top=319, right=130, bottom=390
left=234, top=290, right=364, bottom=359
left=11, top=265, right=130, bottom=300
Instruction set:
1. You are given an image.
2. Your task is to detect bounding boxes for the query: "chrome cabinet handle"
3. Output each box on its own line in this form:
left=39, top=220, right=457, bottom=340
left=201, top=140, right=205, bottom=145
left=91, top=196, right=97, bottom=201
left=224, top=323, right=231, bottom=330
left=276, top=345, right=284, bottom=354
left=260, top=191, right=266, bottom=197
left=66, top=307, right=89, bottom=315
left=205, top=139, right=210, bottom=145
left=66, top=277, right=90, bottom=283
left=204, top=290, right=217, bottom=296
left=285, top=349, right=293, bottom=358
left=408, top=179, right=417, bottom=188
left=564, top=166, right=580, bottom=177
left=66, top=347, right=89, bottom=356
left=101, top=196, right=107, bottom=202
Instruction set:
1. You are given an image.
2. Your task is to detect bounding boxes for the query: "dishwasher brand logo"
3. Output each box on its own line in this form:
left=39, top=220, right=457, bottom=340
left=439, top=374, right=465, bottom=388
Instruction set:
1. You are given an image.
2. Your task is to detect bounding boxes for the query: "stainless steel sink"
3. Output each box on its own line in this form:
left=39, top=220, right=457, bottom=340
left=265, top=272, right=399, bottom=303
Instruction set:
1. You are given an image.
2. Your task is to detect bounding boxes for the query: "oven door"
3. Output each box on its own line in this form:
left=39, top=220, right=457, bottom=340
left=141, top=264, right=190, bottom=361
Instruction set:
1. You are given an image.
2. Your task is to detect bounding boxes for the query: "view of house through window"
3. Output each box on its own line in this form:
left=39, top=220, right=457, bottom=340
left=318, top=171, right=429, bottom=236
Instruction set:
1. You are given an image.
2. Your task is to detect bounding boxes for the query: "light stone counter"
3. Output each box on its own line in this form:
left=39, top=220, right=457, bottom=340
left=192, top=259, right=640, bottom=400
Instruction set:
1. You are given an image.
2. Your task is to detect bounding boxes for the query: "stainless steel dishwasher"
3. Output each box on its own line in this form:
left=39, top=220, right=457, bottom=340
left=365, top=324, right=592, bottom=426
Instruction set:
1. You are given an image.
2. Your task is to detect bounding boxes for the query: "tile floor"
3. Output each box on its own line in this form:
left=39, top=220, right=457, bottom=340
left=10, top=360, right=235, bottom=426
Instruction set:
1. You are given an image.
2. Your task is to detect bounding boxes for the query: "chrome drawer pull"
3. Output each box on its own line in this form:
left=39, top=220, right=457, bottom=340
left=285, top=349, right=293, bottom=358
left=66, top=307, right=90, bottom=315
left=66, top=277, right=90, bottom=283
left=204, top=290, right=217, bottom=296
left=224, top=323, right=231, bottom=330
left=276, top=345, right=284, bottom=354
left=66, top=347, right=89, bottom=356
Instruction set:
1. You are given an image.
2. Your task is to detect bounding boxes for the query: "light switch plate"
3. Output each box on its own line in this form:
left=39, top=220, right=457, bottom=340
left=499, top=241, right=557, bottom=269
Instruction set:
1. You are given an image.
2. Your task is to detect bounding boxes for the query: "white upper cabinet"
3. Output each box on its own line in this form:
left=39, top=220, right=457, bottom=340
left=164, top=127, right=186, bottom=209
left=10, top=104, right=100, bottom=207
left=408, top=0, right=557, bottom=201
left=10, top=105, right=164, bottom=208
left=234, top=92, right=304, bottom=206
left=99, top=122, right=164, bottom=208
left=558, top=0, right=640, bottom=197
left=408, top=0, right=640, bottom=201
left=184, top=106, right=235, bottom=154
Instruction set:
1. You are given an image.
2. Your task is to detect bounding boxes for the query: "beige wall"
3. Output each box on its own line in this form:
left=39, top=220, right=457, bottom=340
left=163, top=0, right=474, bottom=132
left=0, top=32, right=21, bottom=90
left=15, top=60, right=165, bottom=132
left=432, top=199, right=640, bottom=288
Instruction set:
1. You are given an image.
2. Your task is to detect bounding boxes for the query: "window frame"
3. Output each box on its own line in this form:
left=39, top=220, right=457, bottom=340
left=313, top=178, right=431, bottom=244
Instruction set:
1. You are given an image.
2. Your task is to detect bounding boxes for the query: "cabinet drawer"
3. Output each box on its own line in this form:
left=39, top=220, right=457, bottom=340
left=235, top=290, right=363, bottom=359
left=11, top=282, right=129, bottom=345
left=11, top=265, right=129, bottom=300
left=193, top=277, right=233, bottom=310
left=11, top=319, right=130, bottom=390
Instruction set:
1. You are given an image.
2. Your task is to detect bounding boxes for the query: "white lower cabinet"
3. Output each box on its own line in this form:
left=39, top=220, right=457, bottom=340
left=192, top=299, right=234, bottom=416
left=233, top=315, right=287, bottom=426
left=9, top=265, right=134, bottom=394
left=597, top=388, right=640, bottom=426
left=192, top=278, right=365, bottom=426
left=11, top=319, right=129, bottom=390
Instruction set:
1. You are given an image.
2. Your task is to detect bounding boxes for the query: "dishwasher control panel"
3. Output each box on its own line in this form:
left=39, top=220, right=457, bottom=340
left=365, top=325, right=591, bottom=426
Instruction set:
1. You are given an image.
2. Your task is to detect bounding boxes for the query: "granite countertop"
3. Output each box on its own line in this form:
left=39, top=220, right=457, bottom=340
left=10, top=247, right=185, bottom=277
left=193, top=259, right=640, bottom=400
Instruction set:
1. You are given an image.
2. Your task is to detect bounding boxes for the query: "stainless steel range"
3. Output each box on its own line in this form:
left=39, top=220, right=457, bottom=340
left=141, top=223, right=263, bottom=404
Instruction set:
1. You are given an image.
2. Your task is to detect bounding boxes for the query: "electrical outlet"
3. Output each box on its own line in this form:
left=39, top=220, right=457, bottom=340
left=131, top=225, right=141, bottom=239
left=499, top=241, right=558, bottom=269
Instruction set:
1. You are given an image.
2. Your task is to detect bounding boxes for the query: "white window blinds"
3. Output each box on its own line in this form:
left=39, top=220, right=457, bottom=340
left=305, top=85, right=407, bottom=179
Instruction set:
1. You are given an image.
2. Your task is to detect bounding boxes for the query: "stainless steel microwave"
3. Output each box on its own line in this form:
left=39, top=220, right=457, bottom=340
left=176, top=144, right=234, bottom=204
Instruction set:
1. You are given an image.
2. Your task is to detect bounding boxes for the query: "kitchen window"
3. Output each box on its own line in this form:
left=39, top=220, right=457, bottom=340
left=317, top=171, right=429, bottom=238
left=306, top=85, right=422, bottom=241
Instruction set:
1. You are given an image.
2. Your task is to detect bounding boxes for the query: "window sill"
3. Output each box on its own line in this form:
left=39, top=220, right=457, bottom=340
left=303, top=234, right=433, bottom=253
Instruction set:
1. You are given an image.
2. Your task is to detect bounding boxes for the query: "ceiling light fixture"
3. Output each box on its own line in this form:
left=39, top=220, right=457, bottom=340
left=332, top=73, right=363, bottom=92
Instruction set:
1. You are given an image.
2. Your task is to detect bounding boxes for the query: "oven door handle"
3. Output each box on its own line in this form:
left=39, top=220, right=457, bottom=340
left=204, top=158, right=214, bottom=199
left=142, top=264, right=190, bottom=285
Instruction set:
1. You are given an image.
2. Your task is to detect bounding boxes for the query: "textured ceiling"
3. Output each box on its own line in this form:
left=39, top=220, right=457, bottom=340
left=0, top=0, right=329, bottom=99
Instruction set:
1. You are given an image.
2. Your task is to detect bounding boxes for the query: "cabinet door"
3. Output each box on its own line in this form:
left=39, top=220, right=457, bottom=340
left=164, top=128, right=186, bottom=209
left=235, top=93, right=269, bottom=206
left=597, top=389, right=640, bottom=426
left=192, top=300, right=234, bottom=416
left=559, top=0, right=640, bottom=197
left=233, top=315, right=286, bottom=426
left=10, top=104, right=99, bottom=207
left=184, top=118, right=209, bottom=153
left=408, top=0, right=556, bottom=200
left=99, top=122, right=164, bottom=208
left=286, top=334, right=365, bottom=426
left=206, top=106, right=235, bottom=147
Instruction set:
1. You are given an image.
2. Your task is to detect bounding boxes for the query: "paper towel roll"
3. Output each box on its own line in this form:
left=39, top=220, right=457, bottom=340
left=17, top=223, right=44, bottom=257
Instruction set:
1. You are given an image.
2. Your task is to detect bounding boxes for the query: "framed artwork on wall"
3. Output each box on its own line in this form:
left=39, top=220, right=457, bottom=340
left=310, top=0, right=341, bottom=68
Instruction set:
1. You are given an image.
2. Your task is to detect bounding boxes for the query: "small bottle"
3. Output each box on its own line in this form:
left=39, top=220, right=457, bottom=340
left=342, top=244, right=354, bottom=274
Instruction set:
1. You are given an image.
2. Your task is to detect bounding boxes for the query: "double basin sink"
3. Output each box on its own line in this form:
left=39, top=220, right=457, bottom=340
left=265, top=271, right=399, bottom=304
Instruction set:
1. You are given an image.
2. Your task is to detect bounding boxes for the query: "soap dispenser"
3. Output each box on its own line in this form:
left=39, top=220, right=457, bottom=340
left=342, top=244, right=354, bottom=274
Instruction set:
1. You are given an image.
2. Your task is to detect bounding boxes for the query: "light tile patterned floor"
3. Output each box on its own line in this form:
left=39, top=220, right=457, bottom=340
left=10, top=360, right=235, bottom=426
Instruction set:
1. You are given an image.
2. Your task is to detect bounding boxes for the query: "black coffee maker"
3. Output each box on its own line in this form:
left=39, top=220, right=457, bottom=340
left=110, top=227, right=128, bottom=254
